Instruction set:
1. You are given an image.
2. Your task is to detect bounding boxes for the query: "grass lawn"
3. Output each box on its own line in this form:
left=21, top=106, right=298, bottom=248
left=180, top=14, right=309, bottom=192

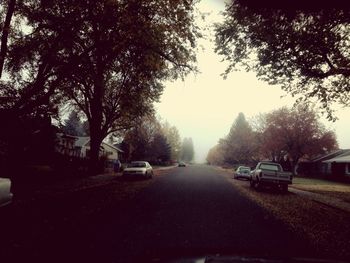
left=218, top=169, right=350, bottom=260
left=218, top=166, right=350, bottom=202
left=292, top=176, right=350, bottom=202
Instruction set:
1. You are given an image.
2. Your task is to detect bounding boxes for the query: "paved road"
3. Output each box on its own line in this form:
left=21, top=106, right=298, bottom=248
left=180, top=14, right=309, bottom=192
left=92, top=165, right=313, bottom=262
left=1, top=165, right=314, bottom=263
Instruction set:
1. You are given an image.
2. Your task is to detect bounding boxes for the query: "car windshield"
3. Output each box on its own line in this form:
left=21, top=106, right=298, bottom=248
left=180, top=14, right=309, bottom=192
left=128, top=162, right=146, bottom=168
left=260, top=163, right=280, bottom=171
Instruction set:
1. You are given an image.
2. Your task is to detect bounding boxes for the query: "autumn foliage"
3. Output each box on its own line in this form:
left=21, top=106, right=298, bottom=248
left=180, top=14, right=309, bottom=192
left=207, top=107, right=338, bottom=173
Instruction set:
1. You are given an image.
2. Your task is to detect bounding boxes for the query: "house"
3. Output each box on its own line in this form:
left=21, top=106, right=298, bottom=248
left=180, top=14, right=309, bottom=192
left=74, top=136, right=90, bottom=158
left=100, top=142, right=124, bottom=172
left=56, top=134, right=123, bottom=172
left=298, top=149, right=350, bottom=180
left=55, top=133, right=81, bottom=157
left=323, top=151, right=350, bottom=179
left=74, top=136, right=123, bottom=162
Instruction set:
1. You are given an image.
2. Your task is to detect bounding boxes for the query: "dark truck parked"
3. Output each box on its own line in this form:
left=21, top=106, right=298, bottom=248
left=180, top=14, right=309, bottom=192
left=250, top=162, right=293, bottom=192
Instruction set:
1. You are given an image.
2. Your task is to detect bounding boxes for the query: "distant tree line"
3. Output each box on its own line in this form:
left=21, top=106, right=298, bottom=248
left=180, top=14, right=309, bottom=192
left=120, top=115, right=175, bottom=165
left=180, top=137, right=195, bottom=163
left=117, top=114, right=194, bottom=165
left=207, top=106, right=338, bottom=174
left=62, top=108, right=194, bottom=166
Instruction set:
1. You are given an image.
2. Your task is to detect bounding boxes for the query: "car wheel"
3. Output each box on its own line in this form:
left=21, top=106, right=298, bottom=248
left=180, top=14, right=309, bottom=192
left=149, top=171, right=153, bottom=179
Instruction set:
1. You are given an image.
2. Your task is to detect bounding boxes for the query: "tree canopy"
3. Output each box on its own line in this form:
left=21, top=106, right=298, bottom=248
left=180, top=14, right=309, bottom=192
left=121, top=114, right=174, bottom=164
left=161, top=121, right=181, bottom=161
left=0, top=0, right=200, bottom=174
left=151, top=133, right=171, bottom=164
left=262, top=105, right=338, bottom=172
left=221, top=112, right=256, bottom=164
left=62, top=110, right=86, bottom=136
left=215, top=0, right=350, bottom=119
left=207, top=107, right=338, bottom=174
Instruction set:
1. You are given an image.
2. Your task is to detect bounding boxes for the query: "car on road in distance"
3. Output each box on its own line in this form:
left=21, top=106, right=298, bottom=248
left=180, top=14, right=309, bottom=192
left=0, top=177, right=13, bottom=207
left=122, top=161, right=153, bottom=179
left=178, top=162, right=186, bottom=167
left=233, top=166, right=251, bottom=180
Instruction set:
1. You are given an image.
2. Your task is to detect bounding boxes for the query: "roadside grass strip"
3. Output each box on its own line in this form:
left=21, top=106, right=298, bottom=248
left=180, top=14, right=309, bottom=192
left=292, top=177, right=350, bottom=203
left=216, top=166, right=350, bottom=260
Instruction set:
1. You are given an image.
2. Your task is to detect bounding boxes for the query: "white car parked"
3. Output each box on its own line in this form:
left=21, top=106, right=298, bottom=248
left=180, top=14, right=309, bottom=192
left=0, top=177, right=13, bottom=207
left=234, top=166, right=251, bottom=180
left=122, top=161, right=153, bottom=179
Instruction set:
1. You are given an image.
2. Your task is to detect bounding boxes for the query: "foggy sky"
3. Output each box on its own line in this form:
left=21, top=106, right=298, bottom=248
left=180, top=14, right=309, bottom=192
left=155, top=0, right=350, bottom=163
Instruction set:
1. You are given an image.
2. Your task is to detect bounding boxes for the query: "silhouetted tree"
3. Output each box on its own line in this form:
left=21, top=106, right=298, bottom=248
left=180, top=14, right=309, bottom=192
left=62, top=111, right=85, bottom=136
left=1, top=0, right=199, bottom=174
left=0, top=0, right=16, bottom=78
left=216, top=0, right=350, bottom=119
left=162, top=121, right=181, bottom=161
left=151, top=133, right=171, bottom=164
left=121, top=115, right=176, bottom=164
left=121, top=115, right=160, bottom=162
left=206, top=143, right=225, bottom=165
left=221, top=112, right=257, bottom=165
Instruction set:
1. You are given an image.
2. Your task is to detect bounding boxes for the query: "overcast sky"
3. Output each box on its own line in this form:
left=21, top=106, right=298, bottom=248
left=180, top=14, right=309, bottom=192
left=155, top=0, right=350, bottom=163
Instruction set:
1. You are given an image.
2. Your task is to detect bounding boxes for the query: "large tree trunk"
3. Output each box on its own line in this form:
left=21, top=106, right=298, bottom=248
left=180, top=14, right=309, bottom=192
left=88, top=64, right=104, bottom=175
left=89, top=123, right=103, bottom=175
left=0, top=0, right=16, bottom=78
left=291, top=156, right=300, bottom=175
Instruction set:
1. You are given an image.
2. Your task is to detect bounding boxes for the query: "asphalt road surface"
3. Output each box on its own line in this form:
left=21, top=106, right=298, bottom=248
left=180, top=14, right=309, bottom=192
left=1, top=165, right=315, bottom=263
left=93, top=165, right=313, bottom=262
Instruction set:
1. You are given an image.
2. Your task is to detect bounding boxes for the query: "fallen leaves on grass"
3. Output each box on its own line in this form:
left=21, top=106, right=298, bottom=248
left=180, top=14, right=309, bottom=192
left=292, top=177, right=350, bottom=203
left=218, top=168, right=350, bottom=260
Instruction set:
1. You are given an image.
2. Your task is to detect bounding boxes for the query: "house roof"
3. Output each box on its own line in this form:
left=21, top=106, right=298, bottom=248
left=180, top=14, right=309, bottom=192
left=338, top=150, right=350, bottom=158
left=311, top=149, right=350, bottom=162
left=56, top=133, right=78, bottom=140
left=74, top=136, right=90, bottom=147
left=102, top=141, right=123, bottom=153
left=324, top=155, right=350, bottom=163
left=71, top=136, right=123, bottom=152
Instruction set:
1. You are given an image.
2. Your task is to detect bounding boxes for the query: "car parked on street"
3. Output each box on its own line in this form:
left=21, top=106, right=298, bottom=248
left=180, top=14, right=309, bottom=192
left=0, top=177, right=13, bottom=207
left=122, top=161, right=153, bottom=179
left=250, top=162, right=292, bottom=192
left=233, top=166, right=251, bottom=180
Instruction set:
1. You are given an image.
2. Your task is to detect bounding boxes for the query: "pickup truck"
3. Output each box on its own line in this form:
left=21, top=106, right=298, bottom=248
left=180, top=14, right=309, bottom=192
left=250, top=162, right=292, bottom=192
